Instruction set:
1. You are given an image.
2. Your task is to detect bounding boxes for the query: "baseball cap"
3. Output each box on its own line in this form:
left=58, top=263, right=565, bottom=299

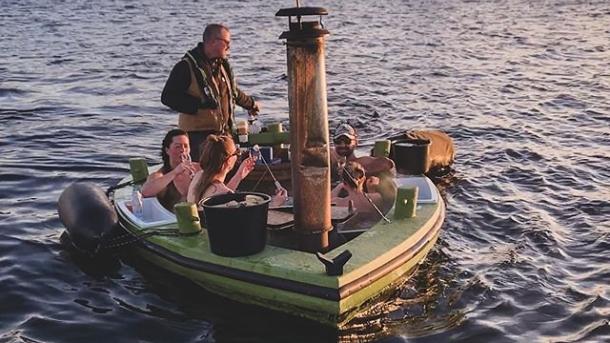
left=334, top=123, right=356, bottom=140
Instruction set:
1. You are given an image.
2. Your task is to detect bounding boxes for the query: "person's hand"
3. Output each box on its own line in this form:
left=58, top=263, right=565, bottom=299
left=175, top=161, right=196, bottom=179
left=366, top=176, right=380, bottom=188
left=236, top=156, right=256, bottom=180
left=248, top=101, right=260, bottom=117
left=270, top=187, right=288, bottom=208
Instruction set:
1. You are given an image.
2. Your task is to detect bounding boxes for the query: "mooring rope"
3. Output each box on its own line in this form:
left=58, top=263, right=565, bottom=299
left=105, top=179, right=135, bottom=197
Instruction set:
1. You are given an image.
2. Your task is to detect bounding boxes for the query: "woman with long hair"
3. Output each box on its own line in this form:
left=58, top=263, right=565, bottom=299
left=141, top=129, right=199, bottom=211
left=187, top=134, right=287, bottom=207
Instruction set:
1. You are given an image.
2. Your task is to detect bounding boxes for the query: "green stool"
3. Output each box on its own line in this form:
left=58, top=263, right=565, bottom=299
left=394, top=186, right=418, bottom=219
left=174, top=202, right=202, bottom=234
left=129, top=158, right=149, bottom=184
left=373, top=140, right=391, bottom=158
left=268, top=122, right=283, bottom=133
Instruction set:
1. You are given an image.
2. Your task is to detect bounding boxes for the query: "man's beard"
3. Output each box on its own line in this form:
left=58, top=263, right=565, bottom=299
left=335, top=146, right=354, bottom=157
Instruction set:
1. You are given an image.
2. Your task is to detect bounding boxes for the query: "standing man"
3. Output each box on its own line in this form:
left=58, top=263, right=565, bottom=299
left=161, top=24, right=260, bottom=161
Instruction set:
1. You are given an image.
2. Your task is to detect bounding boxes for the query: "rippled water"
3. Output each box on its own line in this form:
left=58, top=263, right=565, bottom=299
left=1, top=0, right=609, bottom=342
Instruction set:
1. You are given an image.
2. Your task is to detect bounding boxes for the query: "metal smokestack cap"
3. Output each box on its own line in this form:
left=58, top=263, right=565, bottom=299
left=276, top=6, right=329, bottom=39
left=275, top=7, right=328, bottom=17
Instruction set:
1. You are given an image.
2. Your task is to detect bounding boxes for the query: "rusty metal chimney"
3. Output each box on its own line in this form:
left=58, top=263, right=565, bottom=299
left=276, top=5, right=331, bottom=252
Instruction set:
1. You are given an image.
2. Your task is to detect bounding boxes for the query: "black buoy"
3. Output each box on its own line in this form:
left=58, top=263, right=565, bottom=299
left=58, top=182, right=118, bottom=256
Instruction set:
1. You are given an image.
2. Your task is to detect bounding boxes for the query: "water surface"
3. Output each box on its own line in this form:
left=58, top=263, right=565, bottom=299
left=1, top=0, right=609, bottom=342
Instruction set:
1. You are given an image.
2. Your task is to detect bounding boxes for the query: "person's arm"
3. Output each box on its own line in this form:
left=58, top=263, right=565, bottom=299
left=356, top=156, right=395, bottom=177
left=161, top=61, right=200, bottom=114
left=226, top=156, right=255, bottom=191
left=142, top=162, right=196, bottom=198
left=234, top=87, right=259, bottom=116
left=141, top=170, right=170, bottom=198
left=187, top=170, right=203, bottom=204
left=269, top=187, right=288, bottom=208
left=364, top=176, right=380, bottom=194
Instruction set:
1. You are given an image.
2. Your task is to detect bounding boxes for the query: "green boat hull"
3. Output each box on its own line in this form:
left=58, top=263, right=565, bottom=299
left=113, top=175, right=444, bottom=326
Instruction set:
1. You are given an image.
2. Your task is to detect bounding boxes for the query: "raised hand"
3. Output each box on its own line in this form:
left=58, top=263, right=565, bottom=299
left=366, top=176, right=380, bottom=187
left=177, top=153, right=196, bottom=178
left=236, top=156, right=256, bottom=180
left=248, top=101, right=261, bottom=117
left=270, top=186, right=288, bottom=208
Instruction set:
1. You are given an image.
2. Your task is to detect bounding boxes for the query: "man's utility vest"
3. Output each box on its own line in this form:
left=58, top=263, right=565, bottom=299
left=178, top=52, right=237, bottom=133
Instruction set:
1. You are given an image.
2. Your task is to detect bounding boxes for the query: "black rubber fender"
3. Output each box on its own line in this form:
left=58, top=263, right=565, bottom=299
left=57, top=182, right=118, bottom=255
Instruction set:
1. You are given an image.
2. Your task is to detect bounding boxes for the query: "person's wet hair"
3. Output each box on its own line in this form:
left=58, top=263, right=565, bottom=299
left=161, top=129, right=188, bottom=170
left=193, top=134, right=234, bottom=203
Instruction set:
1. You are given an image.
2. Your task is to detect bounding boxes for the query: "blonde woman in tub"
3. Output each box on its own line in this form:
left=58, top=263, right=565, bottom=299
left=187, top=134, right=287, bottom=208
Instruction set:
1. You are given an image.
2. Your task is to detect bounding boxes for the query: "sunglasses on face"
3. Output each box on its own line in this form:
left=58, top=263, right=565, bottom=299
left=334, top=137, right=354, bottom=145
left=226, top=149, right=242, bottom=159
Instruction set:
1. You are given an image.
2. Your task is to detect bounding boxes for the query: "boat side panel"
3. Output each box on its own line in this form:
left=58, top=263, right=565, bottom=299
left=135, top=247, right=341, bottom=326
left=335, top=199, right=443, bottom=285
left=136, top=201, right=442, bottom=290
left=115, top=173, right=445, bottom=298
left=116, top=177, right=336, bottom=288
left=337, top=231, right=440, bottom=325
left=134, top=229, right=440, bottom=327
left=114, top=173, right=446, bottom=326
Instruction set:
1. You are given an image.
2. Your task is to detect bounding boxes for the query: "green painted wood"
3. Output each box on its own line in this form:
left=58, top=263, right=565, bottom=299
left=113, top=166, right=445, bottom=326
left=136, top=247, right=340, bottom=325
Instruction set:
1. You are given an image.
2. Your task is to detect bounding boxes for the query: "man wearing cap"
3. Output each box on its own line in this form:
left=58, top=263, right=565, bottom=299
left=331, top=123, right=395, bottom=183
left=161, top=23, right=260, bottom=161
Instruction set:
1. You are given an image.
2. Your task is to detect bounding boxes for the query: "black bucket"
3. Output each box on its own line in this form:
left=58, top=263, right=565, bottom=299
left=201, top=192, right=271, bottom=257
left=391, top=139, right=431, bottom=175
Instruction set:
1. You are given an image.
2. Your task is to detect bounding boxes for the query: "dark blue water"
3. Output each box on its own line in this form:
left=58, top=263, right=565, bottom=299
left=1, top=0, right=609, bottom=342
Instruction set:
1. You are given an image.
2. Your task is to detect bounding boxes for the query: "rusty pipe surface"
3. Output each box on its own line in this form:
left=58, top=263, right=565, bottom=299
left=286, top=35, right=332, bottom=252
